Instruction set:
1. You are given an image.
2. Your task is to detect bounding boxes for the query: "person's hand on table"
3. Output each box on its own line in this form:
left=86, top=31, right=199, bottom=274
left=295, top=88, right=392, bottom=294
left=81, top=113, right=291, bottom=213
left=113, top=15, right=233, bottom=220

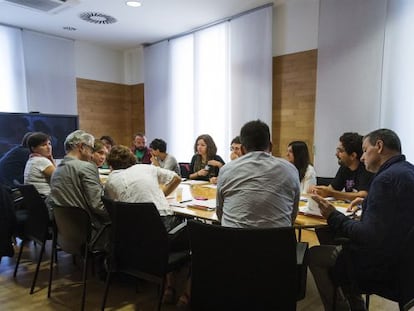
left=310, top=185, right=331, bottom=197
left=311, top=195, right=336, bottom=219
left=197, top=169, right=209, bottom=177
left=347, top=197, right=364, bottom=212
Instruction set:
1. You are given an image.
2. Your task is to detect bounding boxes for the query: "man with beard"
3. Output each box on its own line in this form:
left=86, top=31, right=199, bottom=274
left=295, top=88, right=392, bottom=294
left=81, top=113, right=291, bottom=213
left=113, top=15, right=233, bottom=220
left=131, top=133, right=151, bottom=164
left=310, top=132, right=374, bottom=201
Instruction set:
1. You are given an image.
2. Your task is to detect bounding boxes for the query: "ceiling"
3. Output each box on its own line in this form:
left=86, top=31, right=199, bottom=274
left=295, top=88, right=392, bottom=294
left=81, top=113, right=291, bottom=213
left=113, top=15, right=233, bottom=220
left=0, top=0, right=281, bottom=50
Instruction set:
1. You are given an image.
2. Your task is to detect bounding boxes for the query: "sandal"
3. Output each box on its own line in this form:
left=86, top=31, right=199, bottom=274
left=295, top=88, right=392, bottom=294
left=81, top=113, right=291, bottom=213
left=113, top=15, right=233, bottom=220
left=176, top=292, right=190, bottom=310
left=162, top=286, right=176, bottom=304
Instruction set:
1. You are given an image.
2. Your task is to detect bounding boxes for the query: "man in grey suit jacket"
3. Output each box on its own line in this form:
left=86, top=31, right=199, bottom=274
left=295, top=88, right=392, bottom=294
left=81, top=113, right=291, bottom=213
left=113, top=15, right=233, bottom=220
left=47, top=130, right=110, bottom=250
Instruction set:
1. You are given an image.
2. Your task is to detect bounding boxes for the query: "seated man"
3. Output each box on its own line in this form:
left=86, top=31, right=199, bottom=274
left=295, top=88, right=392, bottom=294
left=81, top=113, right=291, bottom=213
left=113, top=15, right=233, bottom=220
left=47, top=130, right=110, bottom=250
left=149, top=138, right=181, bottom=175
left=104, top=145, right=182, bottom=231
left=217, top=120, right=300, bottom=228
left=230, top=136, right=242, bottom=160
left=309, top=129, right=414, bottom=311
left=311, top=132, right=374, bottom=201
left=131, top=132, right=151, bottom=164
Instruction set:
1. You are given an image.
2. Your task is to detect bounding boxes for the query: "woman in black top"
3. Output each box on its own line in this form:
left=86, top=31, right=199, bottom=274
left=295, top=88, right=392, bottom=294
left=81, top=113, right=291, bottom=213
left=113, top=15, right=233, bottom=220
left=189, top=134, right=225, bottom=182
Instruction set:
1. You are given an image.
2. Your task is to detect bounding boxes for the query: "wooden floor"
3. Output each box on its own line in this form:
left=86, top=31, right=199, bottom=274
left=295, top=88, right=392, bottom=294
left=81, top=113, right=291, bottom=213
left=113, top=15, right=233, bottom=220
left=0, top=230, right=400, bottom=311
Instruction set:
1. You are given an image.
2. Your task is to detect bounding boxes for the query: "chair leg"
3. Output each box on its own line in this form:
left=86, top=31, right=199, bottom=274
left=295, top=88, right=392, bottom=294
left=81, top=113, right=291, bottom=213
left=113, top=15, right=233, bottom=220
left=157, top=280, right=166, bottom=311
left=30, top=241, right=46, bottom=294
left=365, top=294, right=370, bottom=310
left=13, top=240, right=25, bottom=278
left=48, top=235, right=57, bottom=298
left=101, top=268, right=112, bottom=311
left=81, top=251, right=89, bottom=311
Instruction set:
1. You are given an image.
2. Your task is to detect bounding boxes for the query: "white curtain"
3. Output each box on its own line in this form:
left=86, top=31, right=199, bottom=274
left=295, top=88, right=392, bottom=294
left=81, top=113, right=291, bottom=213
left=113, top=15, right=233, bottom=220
left=22, top=30, right=76, bottom=115
left=144, top=6, right=272, bottom=163
left=0, top=25, right=27, bottom=112
left=381, top=0, right=414, bottom=162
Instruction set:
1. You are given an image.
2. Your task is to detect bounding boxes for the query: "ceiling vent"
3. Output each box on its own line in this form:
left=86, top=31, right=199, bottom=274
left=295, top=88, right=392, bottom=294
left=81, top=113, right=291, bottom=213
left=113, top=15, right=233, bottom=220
left=3, top=0, right=79, bottom=14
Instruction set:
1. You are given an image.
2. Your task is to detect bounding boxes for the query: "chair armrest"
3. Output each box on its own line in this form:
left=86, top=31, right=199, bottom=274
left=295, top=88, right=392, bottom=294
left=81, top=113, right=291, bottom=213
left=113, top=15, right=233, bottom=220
left=90, top=222, right=112, bottom=249
left=168, top=220, right=187, bottom=235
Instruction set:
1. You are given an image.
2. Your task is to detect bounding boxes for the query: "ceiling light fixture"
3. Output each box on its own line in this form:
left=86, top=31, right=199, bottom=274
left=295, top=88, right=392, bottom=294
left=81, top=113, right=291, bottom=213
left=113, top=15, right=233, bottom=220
left=126, top=1, right=141, bottom=7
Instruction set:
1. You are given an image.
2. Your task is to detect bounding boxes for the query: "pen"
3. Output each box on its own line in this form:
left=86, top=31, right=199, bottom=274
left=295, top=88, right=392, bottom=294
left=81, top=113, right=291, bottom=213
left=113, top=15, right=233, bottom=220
left=179, top=199, right=192, bottom=203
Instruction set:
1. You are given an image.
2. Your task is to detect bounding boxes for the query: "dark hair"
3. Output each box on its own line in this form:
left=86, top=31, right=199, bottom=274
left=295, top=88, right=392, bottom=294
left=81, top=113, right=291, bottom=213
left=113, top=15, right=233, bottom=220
left=288, top=141, right=311, bottom=181
left=21, top=132, right=33, bottom=147
left=339, top=132, right=363, bottom=159
left=364, top=129, right=401, bottom=153
left=107, top=145, right=137, bottom=170
left=100, top=135, right=115, bottom=146
left=27, top=132, right=50, bottom=153
left=150, top=138, right=167, bottom=153
left=93, top=139, right=106, bottom=153
left=240, top=120, right=270, bottom=152
left=231, top=136, right=241, bottom=145
left=193, top=134, right=217, bottom=159
left=134, top=132, right=146, bottom=139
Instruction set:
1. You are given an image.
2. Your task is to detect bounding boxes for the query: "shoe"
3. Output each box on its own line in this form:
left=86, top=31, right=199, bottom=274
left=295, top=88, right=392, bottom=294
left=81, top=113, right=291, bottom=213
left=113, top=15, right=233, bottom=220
left=176, top=293, right=190, bottom=310
left=162, top=286, right=176, bottom=304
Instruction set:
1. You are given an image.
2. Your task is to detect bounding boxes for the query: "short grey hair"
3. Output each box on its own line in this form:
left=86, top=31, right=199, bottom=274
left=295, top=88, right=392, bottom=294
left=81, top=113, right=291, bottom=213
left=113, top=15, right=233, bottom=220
left=64, top=130, right=95, bottom=152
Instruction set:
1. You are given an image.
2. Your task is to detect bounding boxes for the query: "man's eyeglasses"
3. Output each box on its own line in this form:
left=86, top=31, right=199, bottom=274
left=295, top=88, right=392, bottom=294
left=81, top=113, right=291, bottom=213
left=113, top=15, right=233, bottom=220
left=230, top=146, right=241, bottom=151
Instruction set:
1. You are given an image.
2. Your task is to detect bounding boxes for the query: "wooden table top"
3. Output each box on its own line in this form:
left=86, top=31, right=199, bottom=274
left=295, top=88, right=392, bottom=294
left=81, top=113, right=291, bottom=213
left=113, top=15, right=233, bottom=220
left=169, top=183, right=352, bottom=227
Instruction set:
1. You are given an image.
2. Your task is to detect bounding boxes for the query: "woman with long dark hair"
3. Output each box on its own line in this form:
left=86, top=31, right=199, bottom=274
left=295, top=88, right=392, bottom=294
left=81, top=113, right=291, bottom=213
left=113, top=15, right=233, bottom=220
left=287, top=141, right=316, bottom=194
left=189, top=134, right=225, bottom=181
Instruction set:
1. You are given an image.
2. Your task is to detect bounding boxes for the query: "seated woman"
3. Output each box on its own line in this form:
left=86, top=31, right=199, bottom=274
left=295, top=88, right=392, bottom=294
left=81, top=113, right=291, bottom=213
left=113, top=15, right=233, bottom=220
left=286, top=141, right=316, bottom=194
left=92, top=139, right=109, bottom=168
left=99, top=136, right=115, bottom=169
left=188, top=134, right=225, bottom=183
left=23, top=132, right=56, bottom=196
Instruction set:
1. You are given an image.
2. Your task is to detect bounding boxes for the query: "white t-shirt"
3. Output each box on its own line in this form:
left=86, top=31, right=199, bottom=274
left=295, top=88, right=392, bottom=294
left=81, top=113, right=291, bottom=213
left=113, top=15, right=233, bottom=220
left=301, top=164, right=317, bottom=194
left=104, top=164, right=177, bottom=216
left=24, top=156, right=54, bottom=196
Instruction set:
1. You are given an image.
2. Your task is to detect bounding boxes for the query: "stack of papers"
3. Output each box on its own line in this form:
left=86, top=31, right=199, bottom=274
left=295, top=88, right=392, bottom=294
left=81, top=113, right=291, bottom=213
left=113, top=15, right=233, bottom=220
left=170, top=198, right=216, bottom=211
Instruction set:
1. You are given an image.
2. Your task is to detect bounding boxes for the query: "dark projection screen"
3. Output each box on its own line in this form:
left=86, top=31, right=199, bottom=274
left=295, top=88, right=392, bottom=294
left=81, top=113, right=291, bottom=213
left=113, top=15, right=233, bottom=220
left=0, top=112, right=79, bottom=158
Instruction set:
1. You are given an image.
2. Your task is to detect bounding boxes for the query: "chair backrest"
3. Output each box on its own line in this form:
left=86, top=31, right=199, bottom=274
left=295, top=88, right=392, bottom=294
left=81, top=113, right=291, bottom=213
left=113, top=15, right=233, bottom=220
left=0, top=184, right=16, bottom=258
left=316, top=176, right=334, bottom=186
left=399, top=226, right=414, bottom=306
left=102, top=197, right=169, bottom=279
left=16, top=184, right=50, bottom=243
left=53, top=206, right=91, bottom=256
left=188, top=220, right=298, bottom=311
left=178, top=162, right=191, bottom=179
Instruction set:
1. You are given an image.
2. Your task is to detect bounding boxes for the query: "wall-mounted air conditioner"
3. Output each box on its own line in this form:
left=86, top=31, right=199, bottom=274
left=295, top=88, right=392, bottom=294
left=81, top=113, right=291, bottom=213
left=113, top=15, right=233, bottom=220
left=2, top=0, right=80, bottom=14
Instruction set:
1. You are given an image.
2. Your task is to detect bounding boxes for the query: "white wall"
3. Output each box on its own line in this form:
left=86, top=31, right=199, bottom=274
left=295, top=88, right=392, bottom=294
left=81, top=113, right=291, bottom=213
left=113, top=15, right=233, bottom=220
left=124, top=47, right=145, bottom=84
left=74, top=41, right=125, bottom=84
left=273, top=0, right=319, bottom=56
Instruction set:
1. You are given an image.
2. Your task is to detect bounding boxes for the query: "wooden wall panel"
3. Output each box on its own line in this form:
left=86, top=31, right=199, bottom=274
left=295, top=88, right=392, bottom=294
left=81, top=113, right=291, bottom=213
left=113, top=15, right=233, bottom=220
left=77, top=78, right=144, bottom=147
left=272, top=49, right=317, bottom=161
left=77, top=50, right=316, bottom=158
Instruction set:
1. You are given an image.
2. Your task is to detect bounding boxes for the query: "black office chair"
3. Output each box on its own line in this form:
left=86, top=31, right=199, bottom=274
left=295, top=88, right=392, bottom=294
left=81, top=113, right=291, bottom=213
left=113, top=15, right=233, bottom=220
left=101, top=197, right=190, bottom=311
left=187, top=220, right=308, bottom=311
left=328, top=226, right=414, bottom=311
left=178, top=162, right=191, bottom=179
left=0, top=184, right=16, bottom=261
left=13, top=184, right=54, bottom=294
left=316, top=176, right=334, bottom=186
left=49, top=206, right=107, bottom=311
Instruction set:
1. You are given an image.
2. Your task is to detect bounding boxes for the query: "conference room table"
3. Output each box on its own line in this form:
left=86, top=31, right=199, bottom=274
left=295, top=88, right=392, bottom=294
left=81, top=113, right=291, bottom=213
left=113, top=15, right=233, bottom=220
left=168, top=182, right=353, bottom=241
